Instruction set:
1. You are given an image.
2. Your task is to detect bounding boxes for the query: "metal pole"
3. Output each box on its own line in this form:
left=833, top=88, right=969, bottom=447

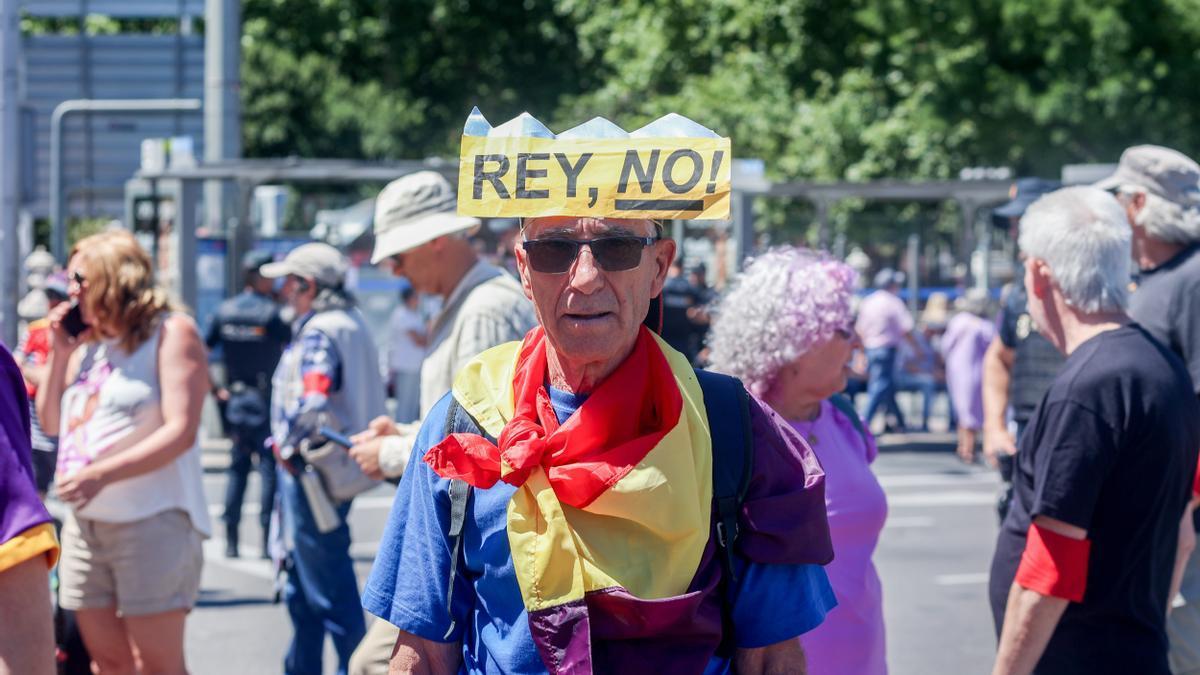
left=49, top=98, right=202, bottom=262
left=205, top=0, right=241, bottom=231
left=732, top=191, right=755, bottom=270
left=906, top=233, right=920, bottom=314
left=0, top=0, right=20, bottom=347
left=814, top=198, right=830, bottom=249
left=977, top=210, right=992, bottom=291
left=176, top=178, right=201, bottom=310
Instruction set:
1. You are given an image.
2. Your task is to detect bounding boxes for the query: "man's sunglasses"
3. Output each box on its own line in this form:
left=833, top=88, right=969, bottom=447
left=521, top=236, right=659, bottom=274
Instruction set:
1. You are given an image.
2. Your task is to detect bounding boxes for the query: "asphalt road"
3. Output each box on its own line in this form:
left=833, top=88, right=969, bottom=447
left=170, top=439, right=1002, bottom=674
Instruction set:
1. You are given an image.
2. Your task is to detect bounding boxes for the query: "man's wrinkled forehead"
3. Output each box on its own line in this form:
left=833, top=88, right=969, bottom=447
left=521, top=216, right=658, bottom=238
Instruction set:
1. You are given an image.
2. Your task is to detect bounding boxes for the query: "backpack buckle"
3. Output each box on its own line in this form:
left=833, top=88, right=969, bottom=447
left=716, top=518, right=738, bottom=548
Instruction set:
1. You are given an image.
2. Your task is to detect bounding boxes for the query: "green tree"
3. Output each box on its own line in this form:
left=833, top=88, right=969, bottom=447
left=241, top=0, right=596, bottom=159
left=238, top=0, right=1200, bottom=248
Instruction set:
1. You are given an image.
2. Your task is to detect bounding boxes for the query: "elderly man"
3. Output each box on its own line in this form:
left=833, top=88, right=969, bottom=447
left=363, top=203, right=836, bottom=673
left=1095, top=145, right=1200, bottom=674
left=988, top=187, right=1200, bottom=675
left=260, top=243, right=388, bottom=675
left=346, top=172, right=536, bottom=675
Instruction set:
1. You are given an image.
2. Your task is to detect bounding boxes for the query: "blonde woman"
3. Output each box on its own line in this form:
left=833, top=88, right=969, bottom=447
left=37, top=230, right=211, bottom=675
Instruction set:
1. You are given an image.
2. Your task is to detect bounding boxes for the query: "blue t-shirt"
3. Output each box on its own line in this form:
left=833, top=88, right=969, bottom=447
left=363, top=389, right=836, bottom=674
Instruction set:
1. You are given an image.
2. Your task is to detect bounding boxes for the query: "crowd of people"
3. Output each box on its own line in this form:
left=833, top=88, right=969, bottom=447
left=2, top=107, right=1200, bottom=675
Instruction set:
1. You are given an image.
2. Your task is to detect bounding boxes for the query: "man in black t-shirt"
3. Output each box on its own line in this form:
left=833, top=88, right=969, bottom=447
left=1096, top=144, right=1200, bottom=673
left=989, top=186, right=1200, bottom=675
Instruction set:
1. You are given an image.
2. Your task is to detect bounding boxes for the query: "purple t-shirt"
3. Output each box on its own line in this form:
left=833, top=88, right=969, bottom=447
left=792, top=401, right=888, bottom=675
left=856, top=290, right=914, bottom=350
left=941, top=313, right=996, bottom=430
left=0, top=342, right=56, bottom=569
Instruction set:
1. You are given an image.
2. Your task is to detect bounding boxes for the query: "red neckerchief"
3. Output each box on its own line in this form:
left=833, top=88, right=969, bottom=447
left=424, top=326, right=682, bottom=509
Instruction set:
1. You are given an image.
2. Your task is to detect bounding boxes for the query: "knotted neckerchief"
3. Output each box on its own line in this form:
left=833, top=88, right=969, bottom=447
left=425, top=325, right=682, bottom=508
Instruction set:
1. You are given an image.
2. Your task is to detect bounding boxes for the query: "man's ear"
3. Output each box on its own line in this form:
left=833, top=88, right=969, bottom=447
left=514, top=240, right=534, bottom=301
left=1127, top=191, right=1148, bottom=230
left=649, top=238, right=677, bottom=298
left=1029, top=258, right=1053, bottom=299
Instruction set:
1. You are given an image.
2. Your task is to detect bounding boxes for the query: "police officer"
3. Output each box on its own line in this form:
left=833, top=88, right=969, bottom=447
left=981, top=178, right=1064, bottom=521
left=206, top=251, right=292, bottom=558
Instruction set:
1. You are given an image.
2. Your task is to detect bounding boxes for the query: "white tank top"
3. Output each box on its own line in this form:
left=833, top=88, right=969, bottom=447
left=57, top=314, right=211, bottom=536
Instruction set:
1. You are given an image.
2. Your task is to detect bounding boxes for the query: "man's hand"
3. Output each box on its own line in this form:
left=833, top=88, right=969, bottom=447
left=389, top=630, right=461, bottom=675
left=349, top=438, right=386, bottom=480
left=982, top=337, right=1016, bottom=469
left=734, top=637, right=807, bottom=675
left=353, top=415, right=402, bottom=444
left=349, top=415, right=405, bottom=480
left=983, top=425, right=1017, bottom=469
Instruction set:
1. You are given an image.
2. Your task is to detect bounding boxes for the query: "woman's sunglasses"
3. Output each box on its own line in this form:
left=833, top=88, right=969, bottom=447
left=521, top=236, right=659, bottom=274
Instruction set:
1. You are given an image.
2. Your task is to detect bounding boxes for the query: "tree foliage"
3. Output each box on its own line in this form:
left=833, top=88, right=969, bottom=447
left=241, top=0, right=595, bottom=159
left=239, top=0, right=1200, bottom=248
left=243, top=0, right=1200, bottom=176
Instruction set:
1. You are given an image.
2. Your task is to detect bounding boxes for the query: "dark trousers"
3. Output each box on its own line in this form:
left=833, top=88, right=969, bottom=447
left=279, top=469, right=365, bottom=675
left=222, top=423, right=277, bottom=547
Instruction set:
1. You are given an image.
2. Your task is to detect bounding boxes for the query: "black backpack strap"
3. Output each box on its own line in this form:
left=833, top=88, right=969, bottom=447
left=440, top=396, right=492, bottom=640
left=694, top=369, right=753, bottom=656
left=828, top=393, right=868, bottom=446
left=695, top=369, right=754, bottom=582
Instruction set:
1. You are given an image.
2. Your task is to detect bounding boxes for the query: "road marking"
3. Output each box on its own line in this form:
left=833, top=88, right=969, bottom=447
left=351, top=542, right=379, bottom=558
left=935, top=572, right=990, bottom=586
left=885, top=516, right=935, bottom=528
left=878, top=473, right=998, bottom=488
left=202, top=540, right=276, bottom=582
left=207, top=494, right=396, bottom=519
left=888, top=491, right=996, bottom=507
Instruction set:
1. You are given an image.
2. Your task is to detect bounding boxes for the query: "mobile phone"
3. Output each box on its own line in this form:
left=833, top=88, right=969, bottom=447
left=318, top=426, right=355, bottom=449
left=61, top=302, right=89, bottom=338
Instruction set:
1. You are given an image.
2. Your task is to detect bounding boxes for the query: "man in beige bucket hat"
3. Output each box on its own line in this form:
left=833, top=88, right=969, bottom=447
left=347, top=170, right=536, bottom=675
left=1097, top=145, right=1200, bottom=675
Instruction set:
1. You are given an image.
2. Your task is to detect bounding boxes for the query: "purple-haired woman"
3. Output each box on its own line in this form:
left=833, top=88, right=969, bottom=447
left=708, top=246, right=888, bottom=675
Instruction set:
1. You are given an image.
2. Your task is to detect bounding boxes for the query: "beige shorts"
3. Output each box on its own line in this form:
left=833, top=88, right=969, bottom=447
left=58, top=509, right=203, bottom=617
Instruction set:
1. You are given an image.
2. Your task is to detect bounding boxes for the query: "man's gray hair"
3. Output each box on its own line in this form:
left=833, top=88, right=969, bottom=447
left=1019, top=186, right=1131, bottom=314
left=1118, top=185, right=1200, bottom=245
left=312, top=284, right=356, bottom=313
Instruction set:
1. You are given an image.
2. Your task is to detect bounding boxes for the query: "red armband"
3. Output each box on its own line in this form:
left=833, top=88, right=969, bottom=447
left=302, top=372, right=333, bottom=396
left=1015, top=523, right=1090, bottom=602
left=1191, top=455, right=1200, bottom=498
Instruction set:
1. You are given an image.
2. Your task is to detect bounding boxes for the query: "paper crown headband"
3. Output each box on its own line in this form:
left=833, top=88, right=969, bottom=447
left=457, top=107, right=731, bottom=220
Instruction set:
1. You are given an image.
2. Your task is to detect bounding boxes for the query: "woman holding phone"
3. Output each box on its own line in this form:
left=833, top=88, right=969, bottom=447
left=37, top=229, right=211, bottom=675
